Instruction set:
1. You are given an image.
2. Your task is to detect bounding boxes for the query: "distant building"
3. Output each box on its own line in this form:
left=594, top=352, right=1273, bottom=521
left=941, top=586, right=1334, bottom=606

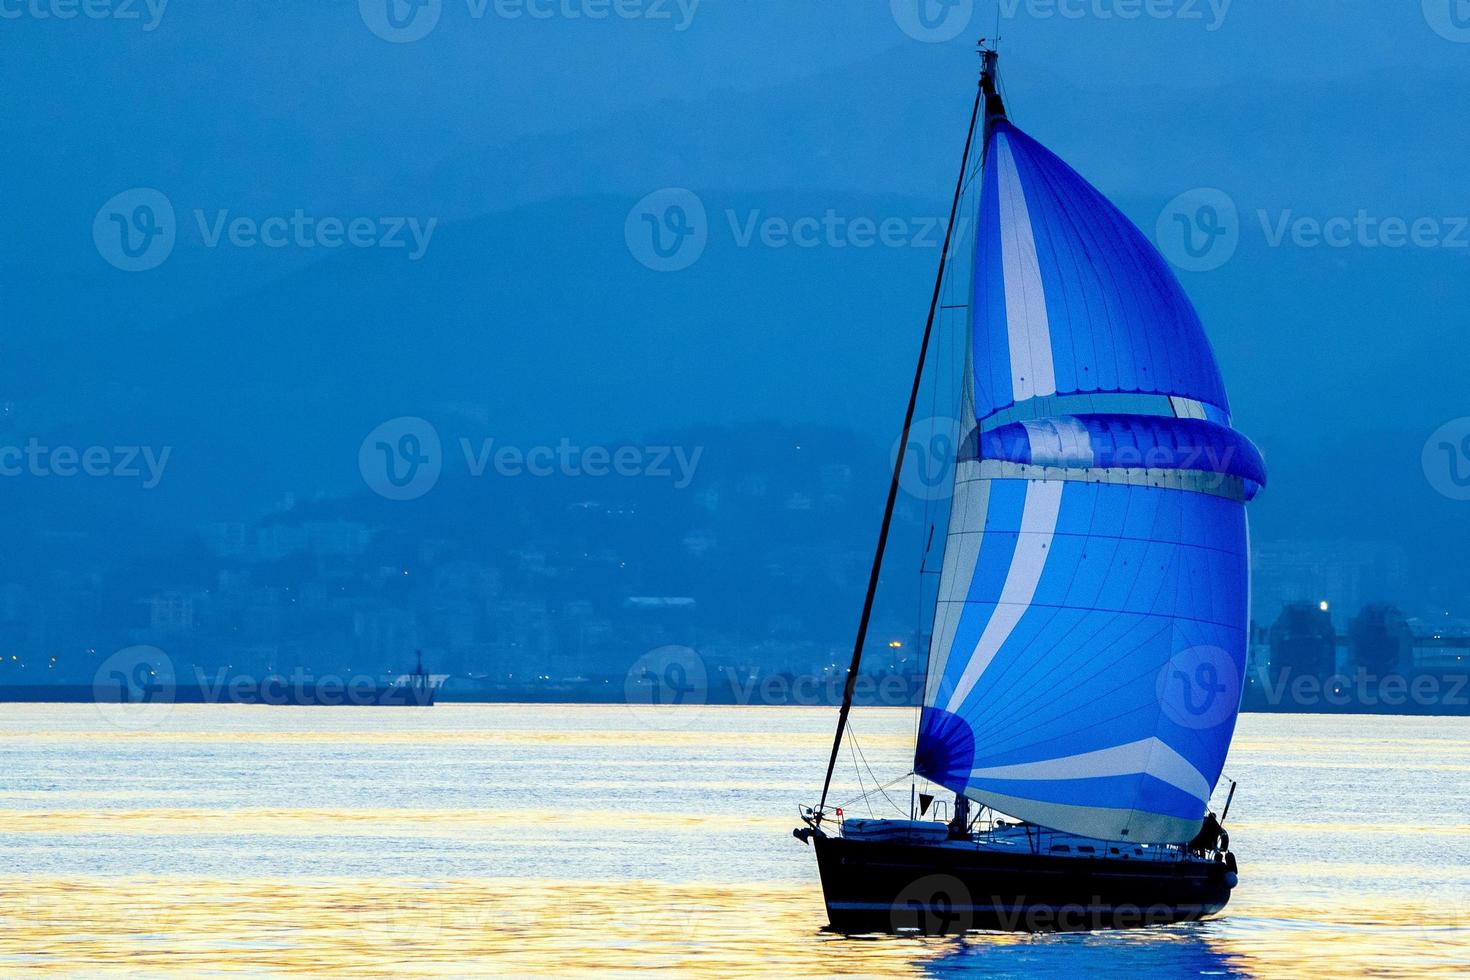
left=1252, top=540, right=1408, bottom=626
left=200, top=522, right=249, bottom=558
left=1245, top=625, right=1272, bottom=693
left=148, top=591, right=196, bottom=634
left=1269, top=602, right=1337, bottom=681
left=303, top=521, right=372, bottom=559
left=1348, top=604, right=1413, bottom=676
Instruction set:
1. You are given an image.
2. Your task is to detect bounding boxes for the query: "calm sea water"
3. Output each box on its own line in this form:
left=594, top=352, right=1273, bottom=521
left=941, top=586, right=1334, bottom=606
left=0, top=704, right=1466, bottom=977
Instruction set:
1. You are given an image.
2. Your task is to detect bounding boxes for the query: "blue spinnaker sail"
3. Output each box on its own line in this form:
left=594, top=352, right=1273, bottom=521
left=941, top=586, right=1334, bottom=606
left=972, top=122, right=1231, bottom=422
left=916, top=120, right=1264, bottom=844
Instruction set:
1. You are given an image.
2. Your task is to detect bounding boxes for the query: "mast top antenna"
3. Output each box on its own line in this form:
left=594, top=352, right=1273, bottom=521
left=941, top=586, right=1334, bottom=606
left=978, top=40, right=1006, bottom=119
left=978, top=40, right=1000, bottom=79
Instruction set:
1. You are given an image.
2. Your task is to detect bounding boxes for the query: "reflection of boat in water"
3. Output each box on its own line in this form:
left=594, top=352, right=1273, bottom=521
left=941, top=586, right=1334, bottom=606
left=795, top=43, right=1261, bottom=933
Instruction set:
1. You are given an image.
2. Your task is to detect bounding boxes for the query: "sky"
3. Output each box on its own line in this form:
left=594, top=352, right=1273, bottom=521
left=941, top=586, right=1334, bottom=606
left=2, top=0, right=1469, bottom=642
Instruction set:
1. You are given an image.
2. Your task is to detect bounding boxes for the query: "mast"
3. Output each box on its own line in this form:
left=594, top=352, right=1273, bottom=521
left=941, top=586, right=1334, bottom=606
left=815, top=45, right=1002, bottom=822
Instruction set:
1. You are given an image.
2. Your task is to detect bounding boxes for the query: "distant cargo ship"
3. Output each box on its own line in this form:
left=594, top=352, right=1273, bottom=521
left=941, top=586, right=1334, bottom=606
left=267, top=651, right=437, bottom=707
left=54, top=650, right=441, bottom=707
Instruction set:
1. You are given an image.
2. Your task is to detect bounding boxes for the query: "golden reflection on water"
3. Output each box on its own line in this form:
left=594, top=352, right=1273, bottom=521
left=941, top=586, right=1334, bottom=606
left=0, top=808, right=790, bottom=838
left=0, top=728, right=915, bottom=748
left=2, top=707, right=1467, bottom=976
left=0, top=876, right=1465, bottom=978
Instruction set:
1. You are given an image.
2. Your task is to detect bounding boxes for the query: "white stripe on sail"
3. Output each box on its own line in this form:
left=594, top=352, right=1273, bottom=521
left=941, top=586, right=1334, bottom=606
left=968, top=737, right=1212, bottom=803
left=944, top=479, right=1064, bottom=712
left=995, top=133, right=1057, bottom=403
left=923, top=464, right=991, bottom=707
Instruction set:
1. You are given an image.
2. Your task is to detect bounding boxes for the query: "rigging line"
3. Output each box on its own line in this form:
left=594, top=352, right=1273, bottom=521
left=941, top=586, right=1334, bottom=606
left=815, top=81, right=986, bottom=821
left=846, top=726, right=874, bottom=818
left=961, top=160, right=984, bottom=198
left=833, top=772, right=917, bottom=813
left=848, top=720, right=907, bottom=817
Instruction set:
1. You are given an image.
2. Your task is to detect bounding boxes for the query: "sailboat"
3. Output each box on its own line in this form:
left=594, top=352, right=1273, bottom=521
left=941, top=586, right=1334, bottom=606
left=793, top=45, right=1265, bottom=934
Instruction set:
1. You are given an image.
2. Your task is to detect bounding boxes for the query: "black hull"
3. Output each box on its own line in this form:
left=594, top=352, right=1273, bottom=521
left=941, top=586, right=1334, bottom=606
left=813, top=835, right=1234, bottom=934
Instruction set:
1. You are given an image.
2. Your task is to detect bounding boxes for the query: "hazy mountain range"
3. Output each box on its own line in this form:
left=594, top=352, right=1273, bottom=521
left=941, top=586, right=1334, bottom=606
left=4, top=3, right=1468, bottom=649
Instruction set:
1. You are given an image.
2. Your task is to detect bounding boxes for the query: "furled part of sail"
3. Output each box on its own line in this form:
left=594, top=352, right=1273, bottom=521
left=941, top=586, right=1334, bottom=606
left=917, top=472, right=1249, bottom=843
left=972, top=414, right=1266, bottom=501
left=972, top=121, right=1231, bottom=423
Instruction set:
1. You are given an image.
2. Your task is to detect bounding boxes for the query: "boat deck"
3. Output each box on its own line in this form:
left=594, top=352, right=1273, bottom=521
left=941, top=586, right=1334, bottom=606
left=838, top=817, right=1217, bottom=865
